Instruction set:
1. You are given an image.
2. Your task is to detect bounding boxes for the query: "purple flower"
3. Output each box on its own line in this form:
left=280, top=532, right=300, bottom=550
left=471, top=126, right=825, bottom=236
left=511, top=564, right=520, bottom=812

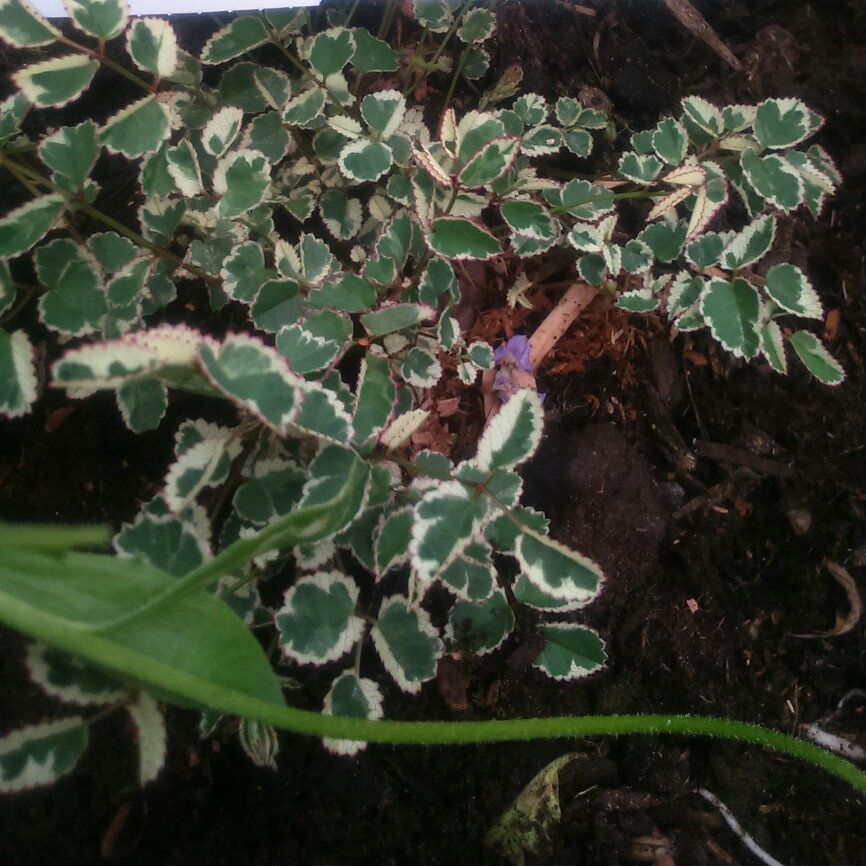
left=493, top=334, right=533, bottom=372
left=492, top=335, right=545, bottom=402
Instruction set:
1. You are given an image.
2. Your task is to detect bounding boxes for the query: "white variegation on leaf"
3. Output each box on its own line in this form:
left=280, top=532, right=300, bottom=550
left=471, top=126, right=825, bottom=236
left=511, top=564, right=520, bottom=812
left=126, top=691, right=166, bottom=785
left=165, top=428, right=241, bottom=513
left=741, top=148, right=803, bottom=212
left=319, top=189, right=363, bottom=240
left=0, top=194, right=64, bottom=259
left=322, top=671, right=384, bottom=756
left=760, top=319, right=787, bottom=374
left=306, top=27, right=355, bottom=76
left=652, top=117, right=688, bottom=165
left=101, top=96, right=171, bottom=158
left=14, top=54, right=98, bottom=108
left=126, top=17, right=178, bottom=77
left=375, top=507, right=413, bottom=576
left=352, top=353, right=396, bottom=447
left=371, top=595, right=443, bottom=694
left=361, top=90, right=406, bottom=139
left=0, top=0, right=60, bottom=47
left=201, top=16, right=269, bottom=64
left=616, top=287, right=659, bottom=313
left=446, top=590, right=514, bottom=655
left=686, top=183, right=726, bottom=240
left=459, top=137, right=520, bottom=188
left=380, top=408, right=429, bottom=450
left=618, top=152, right=663, bottom=183
left=275, top=571, right=364, bottom=665
left=515, top=526, right=604, bottom=604
left=338, top=139, right=393, bottom=183
left=512, top=573, right=586, bottom=612
left=198, top=334, right=302, bottom=434
left=427, top=217, right=500, bottom=260
left=38, top=121, right=100, bottom=194
left=213, top=149, right=271, bottom=218
left=753, top=97, right=813, bottom=150
left=681, top=95, right=724, bottom=139
left=411, top=140, right=452, bottom=186
left=533, top=624, right=607, bottom=681
left=292, top=380, right=353, bottom=445
left=26, top=644, right=124, bottom=705
left=117, top=378, right=168, bottom=433
left=0, top=718, right=88, bottom=793
left=662, top=162, right=706, bottom=187
left=699, top=277, right=761, bottom=359
left=763, top=264, right=823, bottom=319
left=0, top=329, right=38, bottom=419
left=66, top=0, right=128, bottom=41
left=720, top=214, right=776, bottom=270
left=399, top=346, right=442, bottom=387
left=238, top=718, right=279, bottom=769
left=475, top=390, right=543, bottom=471
left=788, top=331, right=844, bottom=386
left=202, top=105, right=244, bottom=158
left=647, top=186, right=692, bottom=221
left=166, top=139, right=204, bottom=197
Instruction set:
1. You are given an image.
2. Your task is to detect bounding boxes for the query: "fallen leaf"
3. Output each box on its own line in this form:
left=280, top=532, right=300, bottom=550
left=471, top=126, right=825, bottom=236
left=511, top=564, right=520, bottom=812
left=791, top=561, right=862, bottom=638
left=683, top=349, right=709, bottom=367
left=824, top=308, right=841, bottom=341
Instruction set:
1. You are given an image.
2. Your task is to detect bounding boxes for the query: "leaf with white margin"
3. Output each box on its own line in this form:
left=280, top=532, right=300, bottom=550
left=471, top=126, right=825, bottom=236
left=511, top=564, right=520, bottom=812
left=760, top=320, right=787, bottom=374
left=307, top=27, right=355, bottom=76
left=515, top=526, right=604, bottom=604
left=380, top=408, right=429, bottom=450
left=295, top=537, right=336, bottom=572
left=165, top=139, right=203, bottom=197
left=621, top=238, right=654, bottom=273
left=307, top=272, right=376, bottom=312
left=741, top=148, right=803, bottom=212
left=198, top=334, right=302, bottom=435
left=788, top=331, right=844, bottom=385
left=520, top=125, right=562, bottom=157
left=618, top=152, right=663, bottom=183
left=616, top=287, right=659, bottom=313
left=100, top=96, right=170, bottom=158
left=253, top=65, right=289, bottom=111
left=338, top=139, right=393, bottom=182
left=35, top=239, right=106, bottom=337
left=350, top=27, right=398, bottom=72
left=126, top=691, right=166, bottom=785
left=53, top=324, right=203, bottom=390
left=438, top=540, right=495, bottom=600
left=371, top=595, right=443, bottom=694
left=457, top=5, right=495, bottom=42
left=0, top=718, right=88, bottom=793
left=352, top=354, right=396, bottom=448
left=447, top=589, right=513, bottom=655
left=114, top=508, right=210, bottom=577
left=667, top=273, right=703, bottom=317
left=319, top=189, right=363, bottom=240
left=361, top=303, right=435, bottom=339
left=14, top=55, right=97, bottom=108
left=361, top=90, right=406, bottom=139
left=459, top=137, right=520, bottom=188
left=754, top=97, right=812, bottom=150
left=0, top=0, right=60, bottom=47
left=213, top=149, right=270, bottom=218
left=411, top=140, right=452, bottom=186
left=786, top=150, right=834, bottom=218
left=410, top=480, right=488, bottom=581
left=276, top=311, right=351, bottom=375
left=202, top=105, right=244, bottom=158
left=720, top=214, right=776, bottom=270
left=476, top=390, right=543, bottom=471
left=38, top=121, right=99, bottom=194
left=126, top=17, right=178, bottom=77
left=413, top=0, right=453, bottom=33
left=375, top=507, right=413, bottom=576
left=275, top=234, right=335, bottom=288
left=400, top=346, right=442, bottom=387
left=237, top=718, right=279, bottom=769
left=652, top=117, right=688, bottom=165
left=663, top=162, right=706, bottom=187
left=233, top=460, right=305, bottom=526
left=201, top=16, right=269, bottom=64
left=500, top=200, right=555, bottom=241
left=533, top=624, right=607, bottom=681
left=292, top=381, right=353, bottom=444
left=699, top=277, right=761, bottom=359
left=165, top=430, right=240, bottom=513
left=645, top=187, right=690, bottom=222
left=0, top=194, right=65, bottom=260
left=0, top=330, right=37, bottom=419
left=764, top=264, right=823, bottom=319
left=26, top=643, right=124, bottom=705
left=322, top=671, right=384, bottom=756
left=512, top=573, right=585, bottom=612
left=427, top=217, right=500, bottom=260
left=680, top=95, right=724, bottom=142
left=275, top=571, right=364, bottom=665
left=685, top=184, right=726, bottom=240
left=283, top=87, right=326, bottom=128
left=65, top=0, right=128, bottom=40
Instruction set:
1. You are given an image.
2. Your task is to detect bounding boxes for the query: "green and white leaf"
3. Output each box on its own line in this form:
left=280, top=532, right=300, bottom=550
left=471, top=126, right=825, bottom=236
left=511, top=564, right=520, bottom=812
left=375, top=507, right=413, bottom=576
left=322, top=672, right=383, bottom=757
left=233, top=460, right=305, bottom=526
left=0, top=0, right=60, bottom=47
left=26, top=643, right=124, bottom=705
left=283, top=87, right=326, bottom=129
left=319, top=189, right=363, bottom=240
left=275, top=571, right=364, bottom=665
left=292, top=381, right=353, bottom=445
left=352, top=353, right=396, bottom=448
left=699, top=277, right=761, bottom=359
left=361, top=303, right=434, bottom=339
left=760, top=319, right=787, bottom=374
left=350, top=28, right=399, bottom=72
left=741, top=148, right=803, bottom=212
left=638, top=219, right=687, bottom=263
left=533, top=624, right=607, bottom=681
left=399, top=346, right=442, bottom=387
left=165, top=139, right=204, bottom=197
left=65, top=0, right=128, bottom=41
left=14, top=55, right=97, bottom=108
left=338, top=139, right=393, bottom=183
left=101, top=96, right=170, bottom=158
left=201, top=17, right=269, bottom=64
left=719, top=214, right=776, bottom=270
left=0, top=329, right=38, bottom=418
left=681, top=95, right=724, bottom=141
left=475, top=389, right=543, bottom=471
left=276, top=312, right=351, bottom=375
left=361, top=90, right=405, bottom=139
left=500, top=200, right=555, bottom=241
left=213, top=149, right=271, bottom=218
left=459, top=137, right=520, bottom=188
left=117, top=378, right=168, bottom=432
left=446, top=589, right=513, bottom=655
left=126, top=17, right=178, bottom=77
left=371, top=595, right=443, bottom=694
left=165, top=428, right=240, bottom=513
left=520, top=125, right=562, bottom=157
left=667, top=272, right=704, bottom=317
left=512, top=573, right=584, bottom=612
left=437, top=541, right=495, bottom=601
left=427, top=217, right=500, bottom=260
left=202, top=105, right=244, bottom=158
left=0, top=718, right=88, bottom=793
left=306, top=27, right=355, bottom=76
left=515, top=528, right=603, bottom=604
left=126, top=691, right=166, bottom=785
left=616, top=286, right=659, bottom=313
left=788, top=331, right=844, bottom=385
left=198, top=334, right=303, bottom=434
left=652, top=117, right=688, bottom=165
left=237, top=717, right=278, bottom=769
left=764, top=264, right=823, bottom=319
left=621, top=238, right=654, bottom=273
left=618, top=152, right=663, bottom=183
left=38, top=121, right=99, bottom=194
left=457, top=6, right=495, bottom=43
left=753, top=97, right=812, bottom=149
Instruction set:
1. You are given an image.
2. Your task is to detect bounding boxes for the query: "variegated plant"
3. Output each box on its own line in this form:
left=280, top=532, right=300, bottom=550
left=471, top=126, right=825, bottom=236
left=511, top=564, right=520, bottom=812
left=0, top=0, right=844, bottom=793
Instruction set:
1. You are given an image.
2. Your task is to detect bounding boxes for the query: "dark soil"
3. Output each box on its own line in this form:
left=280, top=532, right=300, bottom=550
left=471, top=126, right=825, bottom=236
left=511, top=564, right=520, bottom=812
left=2, top=1, right=866, bottom=864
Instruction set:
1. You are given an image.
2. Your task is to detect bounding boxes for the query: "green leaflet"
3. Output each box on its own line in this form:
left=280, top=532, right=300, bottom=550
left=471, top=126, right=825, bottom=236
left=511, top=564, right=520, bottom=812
left=338, top=139, right=393, bottom=183
left=534, top=624, right=607, bottom=680
left=459, top=137, right=520, bottom=188
left=322, top=672, right=384, bottom=756
left=788, top=331, right=845, bottom=386
left=101, top=97, right=171, bottom=159
left=427, top=217, right=500, bottom=260
left=15, top=55, right=98, bottom=108
left=753, top=98, right=812, bottom=149
left=0, top=329, right=38, bottom=419
left=741, top=148, right=803, bottom=212
left=0, top=0, right=60, bottom=47
left=371, top=595, right=443, bottom=694
left=276, top=311, right=351, bottom=374
left=201, top=17, right=269, bottom=64
left=308, top=28, right=355, bottom=76
left=699, top=277, right=761, bottom=360
left=0, top=195, right=66, bottom=259
left=447, top=590, right=514, bottom=655
left=515, top=528, right=603, bottom=604
left=764, top=264, right=823, bottom=319
left=361, top=303, right=434, bottom=338
left=114, top=507, right=209, bottom=578
left=117, top=378, right=168, bottom=433
left=26, top=644, right=125, bottom=706
left=618, top=152, right=663, bottom=183
left=38, top=121, right=99, bottom=194
left=352, top=354, right=396, bottom=447
left=475, top=390, right=543, bottom=471
left=308, top=273, right=376, bottom=312
left=233, top=462, right=305, bottom=526
left=213, top=149, right=270, bottom=218
left=275, top=572, right=364, bottom=665
left=126, top=17, right=179, bottom=77
left=66, top=0, right=128, bottom=41
left=0, top=718, right=88, bottom=793
left=500, top=200, right=555, bottom=241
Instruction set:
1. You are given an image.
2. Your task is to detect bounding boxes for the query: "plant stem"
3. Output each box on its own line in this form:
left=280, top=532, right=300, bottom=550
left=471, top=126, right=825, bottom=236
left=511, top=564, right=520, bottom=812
left=58, top=35, right=154, bottom=93
left=377, top=0, right=399, bottom=40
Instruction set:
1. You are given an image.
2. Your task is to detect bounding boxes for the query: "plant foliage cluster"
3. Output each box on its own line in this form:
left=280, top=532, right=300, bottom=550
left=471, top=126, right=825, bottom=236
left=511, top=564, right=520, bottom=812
left=0, top=0, right=849, bottom=793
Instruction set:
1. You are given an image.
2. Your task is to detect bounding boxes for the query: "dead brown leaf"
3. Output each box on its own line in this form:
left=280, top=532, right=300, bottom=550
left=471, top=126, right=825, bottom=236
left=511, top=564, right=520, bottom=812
left=791, top=561, right=863, bottom=638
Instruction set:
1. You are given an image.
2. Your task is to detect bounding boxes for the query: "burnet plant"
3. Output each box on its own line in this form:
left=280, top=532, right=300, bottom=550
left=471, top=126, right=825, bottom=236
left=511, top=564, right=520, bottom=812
left=0, top=0, right=856, bottom=795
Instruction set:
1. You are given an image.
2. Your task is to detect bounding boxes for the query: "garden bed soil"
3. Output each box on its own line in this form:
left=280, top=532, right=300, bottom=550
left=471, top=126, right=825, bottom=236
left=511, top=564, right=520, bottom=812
left=2, top=0, right=866, bottom=864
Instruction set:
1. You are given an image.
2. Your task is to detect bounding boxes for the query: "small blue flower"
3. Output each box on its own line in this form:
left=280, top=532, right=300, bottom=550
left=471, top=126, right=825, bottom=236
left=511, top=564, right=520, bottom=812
left=493, top=334, right=533, bottom=373
left=491, top=335, right=545, bottom=402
